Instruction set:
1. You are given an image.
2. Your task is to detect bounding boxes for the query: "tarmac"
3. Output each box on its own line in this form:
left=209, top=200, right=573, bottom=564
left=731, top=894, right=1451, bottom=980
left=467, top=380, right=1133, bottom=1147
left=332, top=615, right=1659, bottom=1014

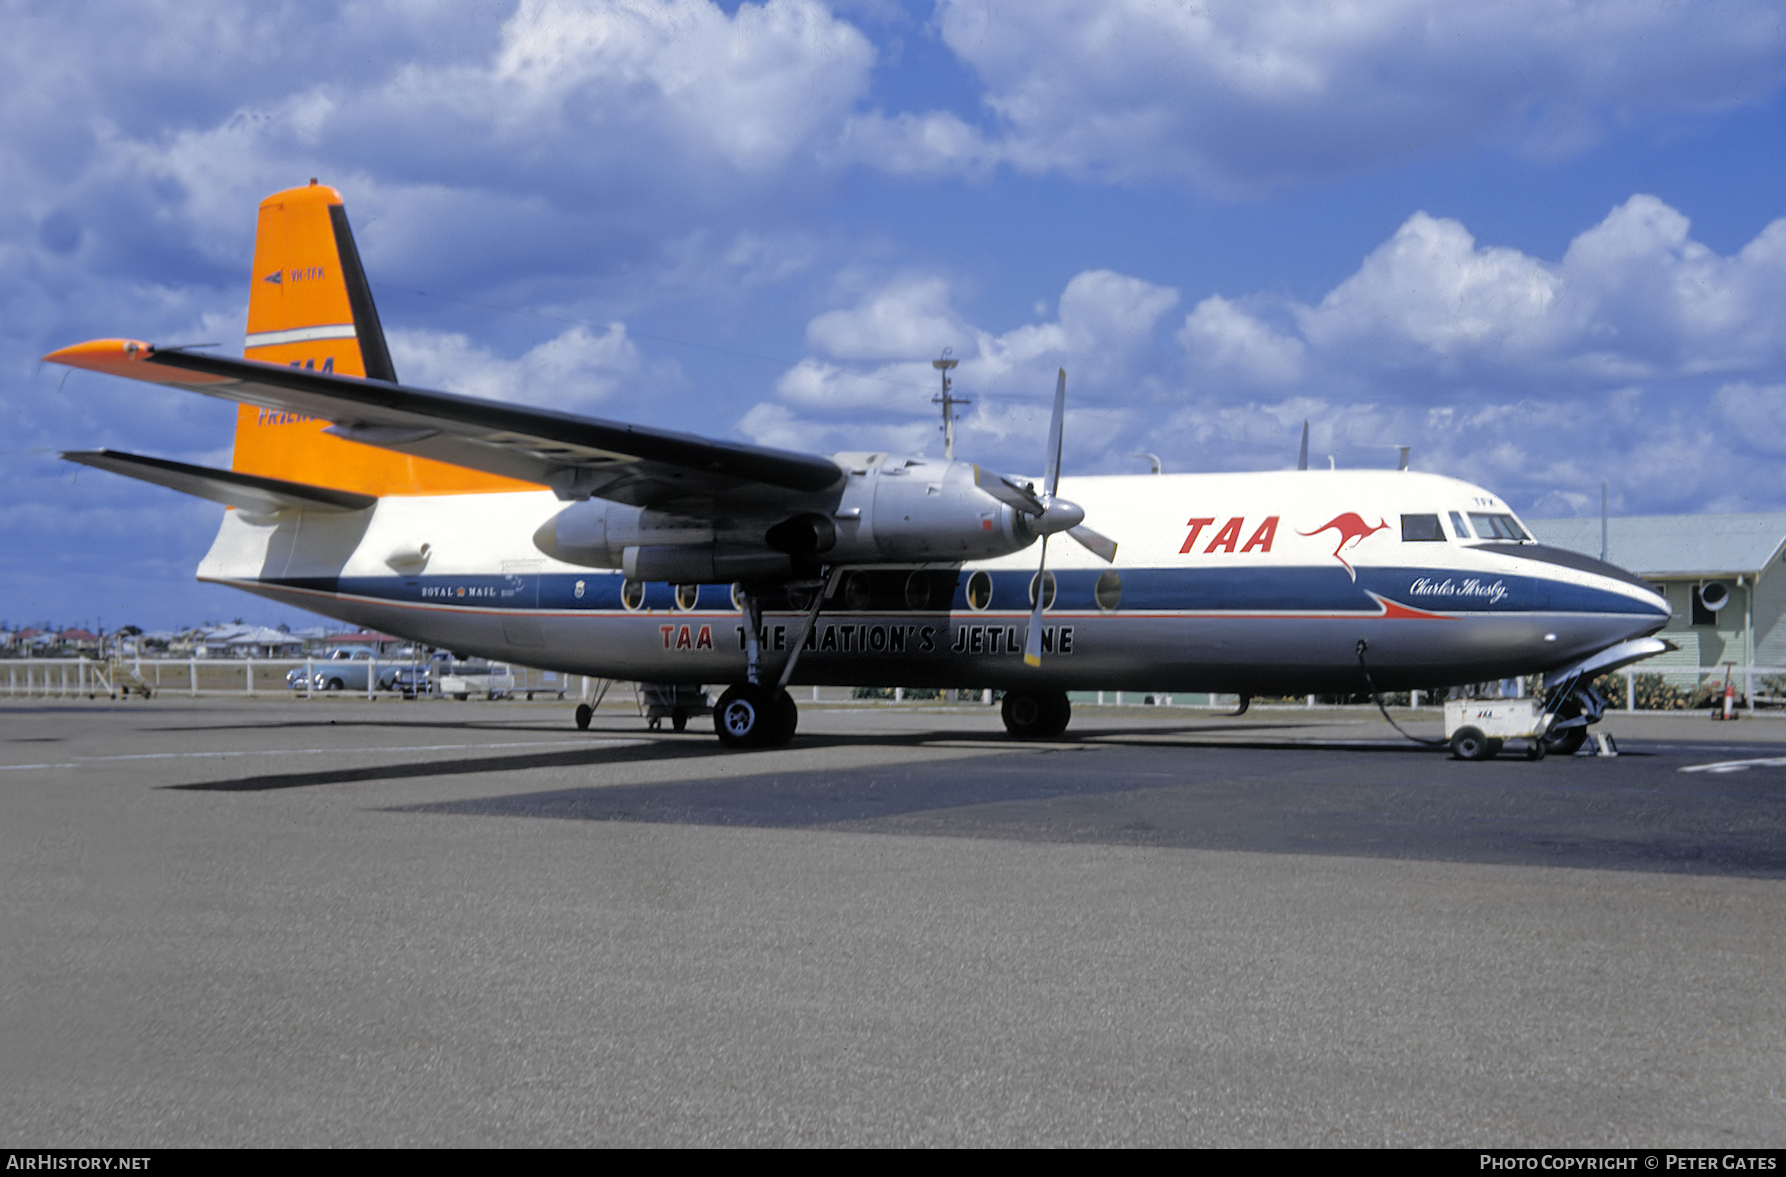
left=3, top=695, right=1785, bottom=1146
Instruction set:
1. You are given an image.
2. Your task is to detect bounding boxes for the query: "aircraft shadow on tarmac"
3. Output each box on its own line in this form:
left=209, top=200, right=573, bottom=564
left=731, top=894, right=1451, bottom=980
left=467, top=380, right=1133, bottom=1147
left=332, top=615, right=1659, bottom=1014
left=158, top=716, right=1786, bottom=879
left=352, top=739, right=1786, bottom=881
left=164, top=720, right=1445, bottom=797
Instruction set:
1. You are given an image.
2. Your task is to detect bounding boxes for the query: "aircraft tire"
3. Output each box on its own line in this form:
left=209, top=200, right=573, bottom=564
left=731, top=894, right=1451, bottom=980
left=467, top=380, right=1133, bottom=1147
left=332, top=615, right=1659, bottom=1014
left=1540, top=698, right=1590, bottom=756
left=574, top=703, right=593, bottom=730
left=715, top=683, right=791, bottom=749
left=1542, top=717, right=1588, bottom=756
left=1450, top=726, right=1491, bottom=761
left=671, top=708, right=688, bottom=732
left=769, top=688, right=798, bottom=744
left=1524, top=738, right=1547, bottom=761
left=1001, top=689, right=1071, bottom=739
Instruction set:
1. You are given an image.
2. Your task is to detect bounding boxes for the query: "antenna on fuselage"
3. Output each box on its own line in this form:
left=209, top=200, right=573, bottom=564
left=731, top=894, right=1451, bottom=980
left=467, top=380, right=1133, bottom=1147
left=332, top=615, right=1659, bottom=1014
left=1607, top=482, right=1621, bottom=567
left=1397, top=446, right=1410, bottom=471
left=1297, top=421, right=1309, bottom=471
left=932, top=350, right=967, bottom=460
left=1132, top=452, right=1162, bottom=474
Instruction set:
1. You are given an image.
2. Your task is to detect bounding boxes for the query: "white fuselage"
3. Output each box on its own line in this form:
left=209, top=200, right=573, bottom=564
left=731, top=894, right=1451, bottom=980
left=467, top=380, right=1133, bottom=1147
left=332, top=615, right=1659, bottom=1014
left=199, top=468, right=1670, bottom=694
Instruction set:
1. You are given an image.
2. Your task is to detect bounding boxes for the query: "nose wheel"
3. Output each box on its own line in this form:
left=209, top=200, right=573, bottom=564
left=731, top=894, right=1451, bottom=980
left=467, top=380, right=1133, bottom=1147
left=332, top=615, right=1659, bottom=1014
left=714, top=683, right=798, bottom=749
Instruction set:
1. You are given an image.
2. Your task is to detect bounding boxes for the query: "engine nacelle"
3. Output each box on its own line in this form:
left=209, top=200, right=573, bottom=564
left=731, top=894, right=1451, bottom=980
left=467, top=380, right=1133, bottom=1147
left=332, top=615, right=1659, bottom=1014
left=823, top=455, right=1036, bottom=564
left=534, top=500, right=802, bottom=583
left=532, top=501, right=713, bottom=569
left=533, top=454, right=1050, bottom=582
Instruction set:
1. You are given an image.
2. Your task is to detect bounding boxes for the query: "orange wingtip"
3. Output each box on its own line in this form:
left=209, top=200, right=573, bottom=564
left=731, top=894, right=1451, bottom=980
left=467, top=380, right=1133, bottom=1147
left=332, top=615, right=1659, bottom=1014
left=41, top=339, right=233, bottom=385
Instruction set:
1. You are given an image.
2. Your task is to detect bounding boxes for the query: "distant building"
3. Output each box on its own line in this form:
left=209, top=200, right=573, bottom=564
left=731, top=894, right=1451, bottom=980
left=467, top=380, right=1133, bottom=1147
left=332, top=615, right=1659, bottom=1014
left=1528, top=513, right=1786, bottom=680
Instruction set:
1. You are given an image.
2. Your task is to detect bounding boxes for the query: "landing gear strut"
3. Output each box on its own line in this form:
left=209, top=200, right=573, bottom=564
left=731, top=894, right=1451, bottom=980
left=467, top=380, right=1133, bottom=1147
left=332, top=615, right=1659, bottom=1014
left=716, top=578, right=827, bottom=750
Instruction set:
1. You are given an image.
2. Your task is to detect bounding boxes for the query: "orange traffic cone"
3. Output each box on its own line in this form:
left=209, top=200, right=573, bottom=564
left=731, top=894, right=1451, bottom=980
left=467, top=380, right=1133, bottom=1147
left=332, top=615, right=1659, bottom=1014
left=1713, top=665, right=1738, bottom=721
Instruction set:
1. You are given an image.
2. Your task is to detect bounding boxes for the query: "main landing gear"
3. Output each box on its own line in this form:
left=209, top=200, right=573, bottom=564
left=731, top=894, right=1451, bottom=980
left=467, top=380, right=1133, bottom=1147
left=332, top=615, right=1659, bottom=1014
left=714, top=683, right=799, bottom=749
left=1000, top=689, right=1071, bottom=739
left=714, top=579, right=827, bottom=751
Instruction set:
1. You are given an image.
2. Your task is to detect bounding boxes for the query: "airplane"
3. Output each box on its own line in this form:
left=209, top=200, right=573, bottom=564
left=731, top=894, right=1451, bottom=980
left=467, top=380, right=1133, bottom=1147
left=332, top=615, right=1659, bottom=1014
left=45, top=181, right=1672, bottom=753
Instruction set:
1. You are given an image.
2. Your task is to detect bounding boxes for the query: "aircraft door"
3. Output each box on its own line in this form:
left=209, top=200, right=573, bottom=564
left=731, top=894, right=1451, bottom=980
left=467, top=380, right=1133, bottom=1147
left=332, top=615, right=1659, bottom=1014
left=500, top=559, right=543, bottom=648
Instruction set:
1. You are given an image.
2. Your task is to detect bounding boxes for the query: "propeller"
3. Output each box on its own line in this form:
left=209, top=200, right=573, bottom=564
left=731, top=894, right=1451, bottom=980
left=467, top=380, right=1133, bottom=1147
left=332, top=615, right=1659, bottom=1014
left=973, top=368, right=1119, bottom=667
left=967, top=368, right=1117, bottom=664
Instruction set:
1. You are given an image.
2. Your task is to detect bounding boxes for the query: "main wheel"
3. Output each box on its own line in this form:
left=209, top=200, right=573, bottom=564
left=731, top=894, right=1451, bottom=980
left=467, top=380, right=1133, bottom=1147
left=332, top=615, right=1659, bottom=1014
left=1450, top=725, right=1492, bottom=761
left=1524, top=737, right=1547, bottom=761
left=714, top=684, right=797, bottom=749
left=671, top=707, right=688, bottom=732
left=769, top=688, right=798, bottom=744
left=574, top=703, right=593, bottom=730
left=1001, top=689, right=1071, bottom=738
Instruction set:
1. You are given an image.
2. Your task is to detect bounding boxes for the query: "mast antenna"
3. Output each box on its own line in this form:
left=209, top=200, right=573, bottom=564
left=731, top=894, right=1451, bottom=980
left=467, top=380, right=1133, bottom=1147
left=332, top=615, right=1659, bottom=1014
left=932, top=349, right=968, bottom=460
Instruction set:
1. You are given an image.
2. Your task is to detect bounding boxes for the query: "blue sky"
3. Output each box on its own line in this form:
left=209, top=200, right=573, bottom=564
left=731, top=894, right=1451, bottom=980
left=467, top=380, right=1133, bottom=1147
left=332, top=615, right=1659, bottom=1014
left=6, top=0, right=1786, bottom=631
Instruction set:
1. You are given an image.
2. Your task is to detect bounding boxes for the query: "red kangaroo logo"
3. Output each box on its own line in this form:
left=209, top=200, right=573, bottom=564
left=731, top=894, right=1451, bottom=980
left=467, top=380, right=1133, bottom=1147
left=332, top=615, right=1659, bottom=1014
left=1300, top=513, right=1389, bottom=579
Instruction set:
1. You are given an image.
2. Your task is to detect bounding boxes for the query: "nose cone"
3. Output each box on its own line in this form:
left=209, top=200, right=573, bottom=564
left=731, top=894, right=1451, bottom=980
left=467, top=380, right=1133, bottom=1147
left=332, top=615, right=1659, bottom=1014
left=1492, top=542, right=1670, bottom=619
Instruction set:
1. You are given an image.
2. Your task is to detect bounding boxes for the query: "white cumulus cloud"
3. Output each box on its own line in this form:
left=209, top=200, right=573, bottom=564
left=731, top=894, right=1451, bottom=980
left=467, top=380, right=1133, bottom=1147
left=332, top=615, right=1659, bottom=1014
left=924, top=0, right=1786, bottom=189
left=805, top=276, right=968, bottom=361
left=389, top=323, right=641, bottom=413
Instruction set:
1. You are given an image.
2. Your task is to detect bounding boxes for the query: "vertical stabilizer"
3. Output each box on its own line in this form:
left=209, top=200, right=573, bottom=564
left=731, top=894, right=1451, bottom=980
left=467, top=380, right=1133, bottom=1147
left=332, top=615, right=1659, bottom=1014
left=242, top=180, right=395, bottom=381
left=230, top=181, right=535, bottom=497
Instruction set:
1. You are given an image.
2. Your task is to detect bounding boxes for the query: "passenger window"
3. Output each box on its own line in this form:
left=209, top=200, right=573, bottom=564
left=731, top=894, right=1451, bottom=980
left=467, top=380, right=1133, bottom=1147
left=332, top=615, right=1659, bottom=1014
left=1449, top=511, right=1471, bottom=539
left=1094, top=570, right=1123, bottom=611
left=1401, top=514, right=1444, bottom=541
left=966, top=571, right=993, bottom=611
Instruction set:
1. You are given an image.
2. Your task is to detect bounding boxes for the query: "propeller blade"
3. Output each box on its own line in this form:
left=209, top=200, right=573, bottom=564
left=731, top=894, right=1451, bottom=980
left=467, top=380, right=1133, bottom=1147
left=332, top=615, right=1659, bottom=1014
left=1044, top=368, right=1066, bottom=500
left=974, top=464, right=1045, bottom=515
left=1067, top=524, right=1118, bottom=563
left=1024, top=535, right=1050, bottom=667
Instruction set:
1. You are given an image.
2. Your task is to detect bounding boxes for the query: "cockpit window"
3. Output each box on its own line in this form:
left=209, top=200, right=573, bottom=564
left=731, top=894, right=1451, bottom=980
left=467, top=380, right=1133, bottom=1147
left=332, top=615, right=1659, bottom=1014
left=1468, top=513, right=1529, bottom=541
left=1448, top=511, right=1471, bottom=539
left=1401, top=514, right=1444, bottom=541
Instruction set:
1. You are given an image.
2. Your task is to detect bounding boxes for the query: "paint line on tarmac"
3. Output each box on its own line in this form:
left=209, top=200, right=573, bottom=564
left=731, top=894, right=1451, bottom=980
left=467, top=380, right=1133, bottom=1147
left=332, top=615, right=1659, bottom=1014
left=1680, top=756, right=1786, bottom=774
left=0, top=738, right=636, bottom=771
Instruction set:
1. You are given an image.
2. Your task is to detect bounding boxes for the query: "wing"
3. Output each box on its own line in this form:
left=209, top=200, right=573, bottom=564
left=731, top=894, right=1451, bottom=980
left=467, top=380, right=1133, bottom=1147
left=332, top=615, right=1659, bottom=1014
left=44, top=339, right=843, bottom=510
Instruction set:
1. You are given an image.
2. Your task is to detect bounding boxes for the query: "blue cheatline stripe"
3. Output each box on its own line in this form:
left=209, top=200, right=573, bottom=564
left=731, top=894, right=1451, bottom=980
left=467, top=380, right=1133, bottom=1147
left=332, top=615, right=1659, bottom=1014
left=283, top=563, right=1662, bottom=619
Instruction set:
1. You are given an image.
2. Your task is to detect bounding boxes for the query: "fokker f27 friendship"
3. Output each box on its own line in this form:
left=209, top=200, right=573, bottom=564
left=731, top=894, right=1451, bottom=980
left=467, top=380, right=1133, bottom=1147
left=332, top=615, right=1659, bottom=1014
left=48, top=182, right=1671, bottom=750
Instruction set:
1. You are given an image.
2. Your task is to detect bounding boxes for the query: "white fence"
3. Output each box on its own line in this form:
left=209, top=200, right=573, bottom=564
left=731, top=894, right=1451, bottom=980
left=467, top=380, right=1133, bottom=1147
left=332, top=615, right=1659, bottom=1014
left=2, top=656, right=426, bottom=700
left=5, top=657, right=1784, bottom=713
left=1, top=657, right=586, bottom=702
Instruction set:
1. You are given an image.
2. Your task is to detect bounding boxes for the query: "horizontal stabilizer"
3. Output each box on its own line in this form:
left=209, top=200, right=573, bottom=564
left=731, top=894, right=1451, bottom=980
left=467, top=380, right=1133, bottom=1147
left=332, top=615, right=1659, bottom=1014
left=62, top=449, right=376, bottom=514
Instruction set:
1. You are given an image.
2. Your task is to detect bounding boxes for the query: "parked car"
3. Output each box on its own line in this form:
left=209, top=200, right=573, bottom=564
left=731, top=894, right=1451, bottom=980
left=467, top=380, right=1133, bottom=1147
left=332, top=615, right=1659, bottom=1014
left=384, top=664, right=433, bottom=699
left=285, top=646, right=415, bottom=692
left=438, top=659, right=516, bottom=700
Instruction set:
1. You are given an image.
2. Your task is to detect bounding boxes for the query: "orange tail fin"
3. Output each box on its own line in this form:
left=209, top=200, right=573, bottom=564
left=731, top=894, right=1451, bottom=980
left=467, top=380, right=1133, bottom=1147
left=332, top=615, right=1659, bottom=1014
left=231, top=181, right=536, bottom=497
